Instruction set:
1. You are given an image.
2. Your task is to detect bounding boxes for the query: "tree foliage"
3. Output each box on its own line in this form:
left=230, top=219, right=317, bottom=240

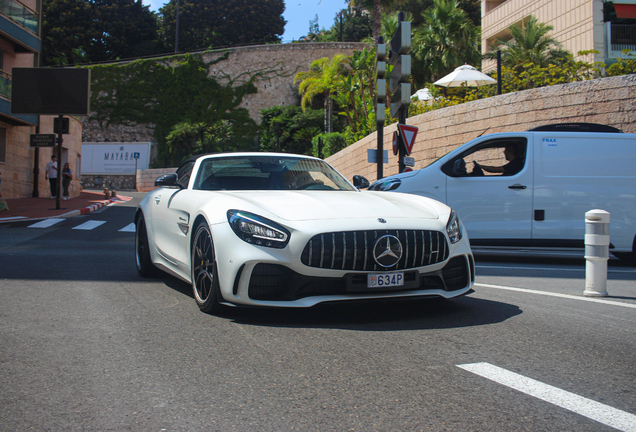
left=411, top=0, right=481, bottom=85
left=301, top=6, right=372, bottom=42
left=294, top=54, right=350, bottom=133
left=483, top=15, right=570, bottom=73
left=42, top=0, right=159, bottom=65
left=159, top=0, right=285, bottom=52
left=259, top=105, right=328, bottom=155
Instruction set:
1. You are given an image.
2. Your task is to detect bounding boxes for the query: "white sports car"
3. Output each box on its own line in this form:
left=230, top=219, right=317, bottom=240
left=135, top=153, right=475, bottom=313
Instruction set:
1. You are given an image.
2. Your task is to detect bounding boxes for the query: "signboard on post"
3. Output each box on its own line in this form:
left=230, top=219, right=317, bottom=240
left=30, top=134, right=56, bottom=148
left=81, top=143, right=152, bottom=175
left=392, top=131, right=399, bottom=155
left=398, top=124, right=418, bottom=156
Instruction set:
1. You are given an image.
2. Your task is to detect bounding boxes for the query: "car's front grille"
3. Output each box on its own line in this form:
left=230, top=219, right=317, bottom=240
left=301, top=230, right=449, bottom=271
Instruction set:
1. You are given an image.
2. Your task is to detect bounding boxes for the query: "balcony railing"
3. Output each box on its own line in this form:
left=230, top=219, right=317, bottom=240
left=0, top=71, right=11, bottom=99
left=0, top=0, right=37, bottom=34
left=610, top=23, right=636, bottom=54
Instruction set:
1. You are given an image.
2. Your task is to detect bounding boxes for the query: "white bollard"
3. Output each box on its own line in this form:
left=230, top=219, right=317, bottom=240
left=584, top=209, right=610, bottom=297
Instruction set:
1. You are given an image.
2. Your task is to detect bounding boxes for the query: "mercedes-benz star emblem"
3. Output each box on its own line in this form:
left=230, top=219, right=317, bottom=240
left=373, top=235, right=403, bottom=267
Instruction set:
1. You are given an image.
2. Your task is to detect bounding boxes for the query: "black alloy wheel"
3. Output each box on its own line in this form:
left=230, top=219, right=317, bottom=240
left=136, top=215, right=157, bottom=278
left=191, top=222, right=222, bottom=313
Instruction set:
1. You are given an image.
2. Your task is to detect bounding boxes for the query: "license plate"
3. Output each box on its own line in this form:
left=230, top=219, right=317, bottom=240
left=368, top=272, right=404, bottom=288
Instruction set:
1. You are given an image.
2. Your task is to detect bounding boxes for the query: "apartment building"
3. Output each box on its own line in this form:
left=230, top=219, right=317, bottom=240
left=0, top=0, right=82, bottom=199
left=481, top=0, right=636, bottom=71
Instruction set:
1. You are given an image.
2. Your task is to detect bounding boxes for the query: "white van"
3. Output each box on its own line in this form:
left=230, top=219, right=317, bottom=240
left=364, top=123, right=636, bottom=260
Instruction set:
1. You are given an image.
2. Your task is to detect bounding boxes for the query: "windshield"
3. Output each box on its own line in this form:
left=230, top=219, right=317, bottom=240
left=193, top=155, right=356, bottom=191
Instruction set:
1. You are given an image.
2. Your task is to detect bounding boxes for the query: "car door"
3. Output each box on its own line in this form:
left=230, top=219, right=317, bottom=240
left=444, top=136, right=534, bottom=241
left=152, top=162, right=195, bottom=270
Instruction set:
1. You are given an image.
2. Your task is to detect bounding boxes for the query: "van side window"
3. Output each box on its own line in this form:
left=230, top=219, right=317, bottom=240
left=443, top=138, right=527, bottom=177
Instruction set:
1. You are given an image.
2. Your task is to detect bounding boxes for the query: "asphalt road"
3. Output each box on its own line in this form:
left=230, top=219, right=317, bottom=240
left=0, top=193, right=634, bottom=431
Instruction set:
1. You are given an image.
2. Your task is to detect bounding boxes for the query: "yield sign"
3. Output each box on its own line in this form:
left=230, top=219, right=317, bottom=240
left=392, top=131, right=399, bottom=155
left=398, top=124, right=418, bottom=155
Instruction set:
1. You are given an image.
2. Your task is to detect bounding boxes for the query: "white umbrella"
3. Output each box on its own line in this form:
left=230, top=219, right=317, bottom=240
left=411, top=88, right=433, bottom=101
left=434, top=64, right=496, bottom=87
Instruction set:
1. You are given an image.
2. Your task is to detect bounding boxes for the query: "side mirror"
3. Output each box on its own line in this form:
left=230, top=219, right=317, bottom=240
left=155, top=172, right=180, bottom=188
left=352, top=175, right=370, bottom=189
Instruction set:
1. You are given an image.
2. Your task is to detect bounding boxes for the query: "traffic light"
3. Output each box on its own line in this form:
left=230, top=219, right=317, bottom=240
left=375, top=37, right=386, bottom=125
left=388, top=13, right=411, bottom=118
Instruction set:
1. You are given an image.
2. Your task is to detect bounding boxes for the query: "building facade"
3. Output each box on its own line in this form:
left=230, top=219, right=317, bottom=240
left=481, top=0, right=636, bottom=71
left=0, top=0, right=82, bottom=199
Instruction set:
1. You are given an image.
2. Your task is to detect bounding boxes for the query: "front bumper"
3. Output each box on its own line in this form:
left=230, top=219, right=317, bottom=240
left=223, top=254, right=475, bottom=308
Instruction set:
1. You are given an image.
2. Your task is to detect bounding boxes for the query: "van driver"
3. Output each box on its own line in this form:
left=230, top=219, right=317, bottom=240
left=473, top=144, right=523, bottom=176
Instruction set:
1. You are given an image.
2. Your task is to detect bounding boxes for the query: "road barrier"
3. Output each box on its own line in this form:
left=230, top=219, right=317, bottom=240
left=584, top=210, right=610, bottom=297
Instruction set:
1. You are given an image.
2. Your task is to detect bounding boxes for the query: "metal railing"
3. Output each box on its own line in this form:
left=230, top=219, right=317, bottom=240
left=0, top=70, right=10, bottom=99
left=0, top=0, right=37, bottom=33
left=611, top=23, right=636, bottom=53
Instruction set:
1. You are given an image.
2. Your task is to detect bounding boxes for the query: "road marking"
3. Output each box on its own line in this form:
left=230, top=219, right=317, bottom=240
left=28, top=218, right=64, bottom=228
left=119, top=223, right=135, bottom=232
left=457, top=362, right=636, bottom=432
left=475, top=283, right=636, bottom=309
left=477, top=265, right=636, bottom=274
left=72, top=220, right=106, bottom=230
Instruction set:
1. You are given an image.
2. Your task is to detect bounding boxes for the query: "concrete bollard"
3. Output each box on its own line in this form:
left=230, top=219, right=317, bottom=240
left=584, top=209, right=610, bottom=297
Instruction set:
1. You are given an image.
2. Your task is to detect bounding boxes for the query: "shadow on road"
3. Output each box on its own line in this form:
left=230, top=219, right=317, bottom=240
left=224, top=295, right=520, bottom=331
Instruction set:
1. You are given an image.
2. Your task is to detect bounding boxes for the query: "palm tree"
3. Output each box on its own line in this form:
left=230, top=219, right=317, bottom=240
left=294, top=54, right=349, bottom=133
left=411, top=0, right=480, bottom=84
left=483, top=15, right=570, bottom=72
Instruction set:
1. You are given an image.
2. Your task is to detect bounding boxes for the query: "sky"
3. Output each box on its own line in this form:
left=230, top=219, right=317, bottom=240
left=141, top=0, right=349, bottom=42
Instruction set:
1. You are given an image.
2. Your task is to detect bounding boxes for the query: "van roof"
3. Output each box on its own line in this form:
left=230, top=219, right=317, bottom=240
left=528, top=123, right=623, bottom=133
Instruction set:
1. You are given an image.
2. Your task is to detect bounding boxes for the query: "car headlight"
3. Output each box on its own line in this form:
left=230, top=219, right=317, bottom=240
left=446, top=209, right=462, bottom=244
left=227, top=210, right=290, bottom=249
left=369, top=178, right=401, bottom=191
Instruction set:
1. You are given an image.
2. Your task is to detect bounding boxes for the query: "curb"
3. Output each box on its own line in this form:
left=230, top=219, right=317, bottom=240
left=0, top=196, right=131, bottom=223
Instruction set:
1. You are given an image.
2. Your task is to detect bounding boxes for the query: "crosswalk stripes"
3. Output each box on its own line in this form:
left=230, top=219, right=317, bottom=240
left=72, top=220, right=107, bottom=230
left=27, top=218, right=65, bottom=228
left=119, top=223, right=135, bottom=232
left=27, top=218, right=135, bottom=232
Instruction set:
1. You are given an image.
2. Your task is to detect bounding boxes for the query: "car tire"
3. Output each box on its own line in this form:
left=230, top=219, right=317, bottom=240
left=191, top=221, right=222, bottom=314
left=136, top=215, right=157, bottom=278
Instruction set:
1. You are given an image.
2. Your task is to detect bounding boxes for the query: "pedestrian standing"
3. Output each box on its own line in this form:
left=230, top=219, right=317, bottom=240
left=45, top=155, right=58, bottom=198
left=62, top=163, right=72, bottom=200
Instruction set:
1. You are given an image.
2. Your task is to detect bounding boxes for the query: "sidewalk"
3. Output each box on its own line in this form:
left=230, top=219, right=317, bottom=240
left=0, top=190, right=132, bottom=223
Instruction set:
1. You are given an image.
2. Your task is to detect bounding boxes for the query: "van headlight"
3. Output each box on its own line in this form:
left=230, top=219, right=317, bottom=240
left=227, top=210, right=290, bottom=249
left=446, top=210, right=462, bottom=244
left=370, top=178, right=401, bottom=191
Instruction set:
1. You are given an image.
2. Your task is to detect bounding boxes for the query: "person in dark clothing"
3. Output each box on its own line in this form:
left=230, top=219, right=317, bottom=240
left=62, top=163, right=72, bottom=200
left=473, top=144, right=523, bottom=175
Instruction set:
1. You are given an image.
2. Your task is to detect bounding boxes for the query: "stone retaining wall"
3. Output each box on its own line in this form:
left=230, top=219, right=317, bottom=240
left=326, top=74, right=636, bottom=183
left=81, top=174, right=136, bottom=191
left=81, top=42, right=367, bottom=145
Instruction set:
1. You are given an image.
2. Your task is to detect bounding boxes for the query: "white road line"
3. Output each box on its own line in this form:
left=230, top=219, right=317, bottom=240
left=27, top=218, right=64, bottom=228
left=475, top=283, right=636, bottom=309
left=119, top=223, right=135, bottom=232
left=72, top=220, right=106, bottom=230
left=457, top=362, right=636, bottom=432
left=477, top=265, right=636, bottom=274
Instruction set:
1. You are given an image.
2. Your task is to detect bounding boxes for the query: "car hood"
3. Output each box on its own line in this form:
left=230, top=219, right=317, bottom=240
left=224, top=190, right=440, bottom=221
